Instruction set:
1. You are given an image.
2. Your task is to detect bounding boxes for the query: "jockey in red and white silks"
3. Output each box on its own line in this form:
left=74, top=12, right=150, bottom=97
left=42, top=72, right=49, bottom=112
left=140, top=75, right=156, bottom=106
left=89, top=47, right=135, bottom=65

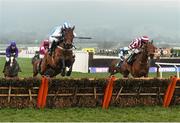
left=39, top=39, right=50, bottom=58
left=126, top=36, right=150, bottom=64
left=128, top=36, right=150, bottom=54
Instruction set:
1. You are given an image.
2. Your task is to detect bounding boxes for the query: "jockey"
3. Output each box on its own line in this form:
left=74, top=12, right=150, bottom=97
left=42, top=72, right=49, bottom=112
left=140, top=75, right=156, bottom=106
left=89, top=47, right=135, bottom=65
left=118, top=47, right=129, bottom=61
left=49, top=22, right=76, bottom=56
left=117, top=47, right=129, bottom=67
left=3, top=41, right=19, bottom=73
left=127, top=36, right=150, bottom=64
left=34, top=51, right=40, bottom=59
left=39, top=39, right=50, bottom=58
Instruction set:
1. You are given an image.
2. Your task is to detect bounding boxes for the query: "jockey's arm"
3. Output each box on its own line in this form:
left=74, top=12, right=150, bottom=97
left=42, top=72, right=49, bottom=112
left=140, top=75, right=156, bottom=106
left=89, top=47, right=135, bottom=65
left=39, top=47, right=45, bottom=55
left=5, top=48, right=11, bottom=58
left=119, top=50, right=124, bottom=56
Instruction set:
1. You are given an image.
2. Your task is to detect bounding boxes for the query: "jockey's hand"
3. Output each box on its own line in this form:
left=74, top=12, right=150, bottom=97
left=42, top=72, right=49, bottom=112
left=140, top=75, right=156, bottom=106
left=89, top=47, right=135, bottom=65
left=134, top=49, right=140, bottom=54
left=12, top=53, right=16, bottom=55
left=73, top=45, right=77, bottom=49
left=45, top=49, right=48, bottom=52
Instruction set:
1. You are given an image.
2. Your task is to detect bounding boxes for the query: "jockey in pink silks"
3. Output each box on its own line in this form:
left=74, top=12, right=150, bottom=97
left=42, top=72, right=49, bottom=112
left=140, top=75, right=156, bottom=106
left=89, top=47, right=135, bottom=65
left=39, top=39, right=50, bottom=58
left=127, top=36, right=150, bottom=64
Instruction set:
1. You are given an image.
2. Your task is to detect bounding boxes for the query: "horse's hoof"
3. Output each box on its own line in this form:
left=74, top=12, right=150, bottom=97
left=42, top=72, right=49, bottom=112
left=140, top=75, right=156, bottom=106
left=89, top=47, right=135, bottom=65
left=61, top=73, right=65, bottom=77
left=66, top=71, right=71, bottom=76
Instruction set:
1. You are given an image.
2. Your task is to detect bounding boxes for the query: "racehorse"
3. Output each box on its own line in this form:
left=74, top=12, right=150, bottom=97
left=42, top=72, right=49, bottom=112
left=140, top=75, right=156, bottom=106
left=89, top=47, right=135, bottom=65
left=109, top=42, right=156, bottom=77
left=32, top=26, right=75, bottom=77
left=4, top=54, right=21, bottom=78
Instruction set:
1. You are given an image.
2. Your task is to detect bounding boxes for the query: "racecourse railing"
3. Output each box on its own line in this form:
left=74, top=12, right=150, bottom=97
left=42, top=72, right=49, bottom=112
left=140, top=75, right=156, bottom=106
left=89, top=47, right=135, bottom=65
left=155, top=62, right=180, bottom=78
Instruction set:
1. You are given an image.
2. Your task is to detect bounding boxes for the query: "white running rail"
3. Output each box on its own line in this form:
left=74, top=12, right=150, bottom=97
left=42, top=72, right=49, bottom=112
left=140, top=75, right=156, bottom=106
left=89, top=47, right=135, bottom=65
left=155, top=62, right=180, bottom=78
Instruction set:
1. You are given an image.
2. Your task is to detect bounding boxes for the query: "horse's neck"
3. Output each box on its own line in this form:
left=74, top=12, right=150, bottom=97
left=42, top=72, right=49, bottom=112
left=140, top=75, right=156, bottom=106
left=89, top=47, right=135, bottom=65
left=138, top=49, right=148, bottom=63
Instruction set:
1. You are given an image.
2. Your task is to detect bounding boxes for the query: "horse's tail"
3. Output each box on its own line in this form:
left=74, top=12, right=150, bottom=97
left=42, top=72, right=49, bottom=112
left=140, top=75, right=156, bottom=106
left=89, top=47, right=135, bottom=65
left=108, top=66, right=112, bottom=73
left=108, top=59, right=118, bottom=75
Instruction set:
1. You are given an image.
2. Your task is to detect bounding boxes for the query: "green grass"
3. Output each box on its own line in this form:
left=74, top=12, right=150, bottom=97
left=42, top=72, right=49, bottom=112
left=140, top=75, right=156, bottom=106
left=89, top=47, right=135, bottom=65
left=0, top=57, right=179, bottom=122
left=0, top=106, right=180, bottom=122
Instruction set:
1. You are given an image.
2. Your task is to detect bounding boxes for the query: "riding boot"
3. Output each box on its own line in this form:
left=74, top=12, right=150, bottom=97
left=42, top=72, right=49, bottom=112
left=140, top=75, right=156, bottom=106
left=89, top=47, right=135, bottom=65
left=127, top=53, right=134, bottom=64
left=117, top=61, right=121, bottom=67
left=3, top=62, right=8, bottom=73
left=117, top=60, right=123, bottom=67
left=49, top=41, right=57, bottom=56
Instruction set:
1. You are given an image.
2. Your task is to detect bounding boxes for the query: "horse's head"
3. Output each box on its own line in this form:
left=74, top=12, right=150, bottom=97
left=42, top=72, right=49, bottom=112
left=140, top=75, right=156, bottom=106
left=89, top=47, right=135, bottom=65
left=143, top=41, right=157, bottom=59
left=62, top=26, right=75, bottom=49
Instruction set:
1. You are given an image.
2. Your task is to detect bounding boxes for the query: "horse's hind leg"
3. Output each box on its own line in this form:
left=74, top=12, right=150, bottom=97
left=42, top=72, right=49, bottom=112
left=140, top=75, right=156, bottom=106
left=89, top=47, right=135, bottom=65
left=33, top=63, right=38, bottom=77
left=123, top=71, right=129, bottom=78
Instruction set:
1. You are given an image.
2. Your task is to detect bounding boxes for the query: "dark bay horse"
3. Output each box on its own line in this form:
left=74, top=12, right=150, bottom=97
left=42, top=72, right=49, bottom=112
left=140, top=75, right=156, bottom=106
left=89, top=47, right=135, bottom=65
left=4, top=54, right=21, bottom=78
left=109, top=42, right=156, bottom=78
left=32, top=26, right=75, bottom=77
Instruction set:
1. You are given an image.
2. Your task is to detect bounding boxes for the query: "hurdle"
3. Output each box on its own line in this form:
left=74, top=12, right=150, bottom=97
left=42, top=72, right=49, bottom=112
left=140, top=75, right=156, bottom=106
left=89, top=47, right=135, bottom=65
left=155, top=62, right=180, bottom=78
left=163, top=76, right=180, bottom=107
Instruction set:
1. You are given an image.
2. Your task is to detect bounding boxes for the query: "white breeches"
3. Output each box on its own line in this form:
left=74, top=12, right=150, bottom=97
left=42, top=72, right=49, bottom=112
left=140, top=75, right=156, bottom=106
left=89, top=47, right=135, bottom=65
left=6, top=57, right=10, bottom=62
left=40, top=54, right=44, bottom=59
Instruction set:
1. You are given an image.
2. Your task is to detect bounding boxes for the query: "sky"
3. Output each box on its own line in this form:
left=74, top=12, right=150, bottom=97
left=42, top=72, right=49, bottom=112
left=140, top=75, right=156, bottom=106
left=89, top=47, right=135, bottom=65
left=0, top=0, right=180, bottom=46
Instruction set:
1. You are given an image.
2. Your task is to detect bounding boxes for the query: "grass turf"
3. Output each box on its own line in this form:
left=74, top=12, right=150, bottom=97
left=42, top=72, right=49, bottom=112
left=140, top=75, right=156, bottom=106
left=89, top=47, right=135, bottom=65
left=0, top=106, right=180, bottom=122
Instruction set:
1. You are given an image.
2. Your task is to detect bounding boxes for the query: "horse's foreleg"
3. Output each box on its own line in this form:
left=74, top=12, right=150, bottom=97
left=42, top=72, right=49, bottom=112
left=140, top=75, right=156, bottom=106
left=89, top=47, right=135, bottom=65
left=110, top=69, right=117, bottom=76
left=40, top=60, right=47, bottom=76
left=33, top=65, right=38, bottom=77
left=66, top=65, right=73, bottom=76
left=61, top=59, right=66, bottom=76
left=109, top=66, right=119, bottom=76
left=144, top=73, right=148, bottom=77
left=33, top=72, right=38, bottom=77
left=66, top=58, right=75, bottom=76
left=123, top=70, right=130, bottom=78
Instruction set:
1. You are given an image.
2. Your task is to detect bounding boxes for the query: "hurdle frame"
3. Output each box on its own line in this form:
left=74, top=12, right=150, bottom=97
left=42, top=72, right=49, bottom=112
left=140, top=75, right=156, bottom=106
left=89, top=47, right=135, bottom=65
left=155, top=62, right=180, bottom=78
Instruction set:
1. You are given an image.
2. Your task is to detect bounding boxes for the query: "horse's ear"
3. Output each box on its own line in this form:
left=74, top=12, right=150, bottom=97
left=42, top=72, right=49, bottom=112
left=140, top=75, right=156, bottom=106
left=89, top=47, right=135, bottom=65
left=72, top=26, right=75, bottom=30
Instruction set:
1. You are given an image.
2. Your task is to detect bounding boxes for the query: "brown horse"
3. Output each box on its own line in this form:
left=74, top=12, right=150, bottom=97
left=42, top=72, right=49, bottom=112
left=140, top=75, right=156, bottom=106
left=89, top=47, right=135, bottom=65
left=109, top=42, right=156, bottom=78
left=32, top=26, right=75, bottom=77
left=4, top=54, right=21, bottom=78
